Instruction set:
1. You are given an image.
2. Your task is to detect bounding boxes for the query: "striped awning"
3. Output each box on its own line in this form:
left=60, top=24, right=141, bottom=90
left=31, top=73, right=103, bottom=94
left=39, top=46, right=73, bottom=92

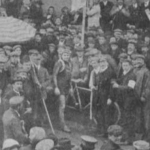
left=0, top=17, right=36, bottom=43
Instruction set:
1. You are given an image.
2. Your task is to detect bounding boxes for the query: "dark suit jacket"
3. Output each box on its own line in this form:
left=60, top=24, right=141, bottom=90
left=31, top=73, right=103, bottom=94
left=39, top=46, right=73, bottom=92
left=101, top=140, right=122, bottom=150
left=100, top=1, right=113, bottom=22
left=2, top=108, right=29, bottom=145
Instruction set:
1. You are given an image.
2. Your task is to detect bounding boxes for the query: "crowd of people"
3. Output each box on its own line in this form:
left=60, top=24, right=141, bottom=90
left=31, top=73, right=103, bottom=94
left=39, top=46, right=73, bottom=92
left=1, top=0, right=150, bottom=149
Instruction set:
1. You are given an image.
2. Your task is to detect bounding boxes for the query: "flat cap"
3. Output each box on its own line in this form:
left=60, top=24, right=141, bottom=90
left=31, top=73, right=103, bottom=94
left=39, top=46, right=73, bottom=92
left=13, top=45, right=22, bottom=51
left=35, top=139, right=54, bottom=150
left=119, top=53, right=128, bottom=59
left=48, top=43, right=56, bottom=47
left=107, top=125, right=123, bottom=137
left=28, top=49, right=39, bottom=55
left=3, top=45, right=12, bottom=50
left=85, top=48, right=98, bottom=56
left=9, top=96, right=24, bottom=107
left=29, top=127, right=46, bottom=144
left=2, top=139, right=20, bottom=150
left=131, top=54, right=145, bottom=60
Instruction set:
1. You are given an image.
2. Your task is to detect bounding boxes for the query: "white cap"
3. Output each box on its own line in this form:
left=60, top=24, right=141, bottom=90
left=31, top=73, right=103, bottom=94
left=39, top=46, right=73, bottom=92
left=35, top=139, right=54, bottom=150
left=2, top=139, right=20, bottom=150
left=133, top=140, right=150, bottom=150
left=29, top=127, right=46, bottom=143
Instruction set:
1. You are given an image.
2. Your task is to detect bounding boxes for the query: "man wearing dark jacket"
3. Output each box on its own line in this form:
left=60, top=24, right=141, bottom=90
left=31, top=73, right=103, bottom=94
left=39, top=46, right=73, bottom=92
left=2, top=96, right=29, bottom=145
left=100, top=0, right=113, bottom=32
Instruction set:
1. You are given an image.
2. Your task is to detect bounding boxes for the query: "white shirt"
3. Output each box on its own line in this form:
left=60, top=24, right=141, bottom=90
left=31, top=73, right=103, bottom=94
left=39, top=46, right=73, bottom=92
left=103, top=1, right=108, bottom=6
left=133, top=3, right=138, bottom=8
left=118, top=5, right=123, bottom=10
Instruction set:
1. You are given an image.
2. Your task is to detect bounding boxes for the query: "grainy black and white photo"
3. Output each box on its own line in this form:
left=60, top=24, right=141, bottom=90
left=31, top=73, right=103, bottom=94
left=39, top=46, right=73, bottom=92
left=0, top=0, right=150, bottom=150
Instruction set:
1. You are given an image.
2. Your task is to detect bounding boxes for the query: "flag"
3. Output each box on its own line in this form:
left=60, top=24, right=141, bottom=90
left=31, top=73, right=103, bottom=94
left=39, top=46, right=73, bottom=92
left=71, top=0, right=86, bottom=11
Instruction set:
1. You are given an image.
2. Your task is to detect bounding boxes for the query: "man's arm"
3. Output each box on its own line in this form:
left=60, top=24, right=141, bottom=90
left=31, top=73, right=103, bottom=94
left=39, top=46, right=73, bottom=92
left=11, top=118, right=29, bottom=144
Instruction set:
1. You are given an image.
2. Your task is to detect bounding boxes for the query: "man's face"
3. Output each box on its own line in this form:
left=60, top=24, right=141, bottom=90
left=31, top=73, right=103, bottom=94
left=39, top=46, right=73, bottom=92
left=122, top=62, right=131, bottom=72
left=111, top=44, right=118, bottom=51
left=62, top=53, right=70, bottom=62
left=114, top=32, right=122, bottom=39
left=49, top=7, right=54, bottom=14
left=141, top=47, right=149, bottom=53
left=13, top=81, right=23, bottom=91
left=127, top=43, right=135, bottom=55
left=15, top=48, right=22, bottom=56
left=49, top=46, right=55, bottom=53
left=98, top=37, right=106, bottom=45
left=23, top=62, right=31, bottom=71
left=99, top=60, right=108, bottom=69
left=145, top=36, right=150, bottom=44
left=110, top=37, right=116, bottom=43
left=88, top=43, right=95, bottom=48
left=77, top=51, right=84, bottom=57
left=118, top=0, right=123, bottom=5
left=35, top=34, right=41, bottom=42
left=91, top=61, right=99, bottom=69
left=55, top=18, right=61, bottom=26
left=30, top=53, right=39, bottom=64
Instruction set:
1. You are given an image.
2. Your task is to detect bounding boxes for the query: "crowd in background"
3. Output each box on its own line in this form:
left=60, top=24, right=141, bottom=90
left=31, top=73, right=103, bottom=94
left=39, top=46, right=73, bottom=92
left=0, top=0, right=150, bottom=150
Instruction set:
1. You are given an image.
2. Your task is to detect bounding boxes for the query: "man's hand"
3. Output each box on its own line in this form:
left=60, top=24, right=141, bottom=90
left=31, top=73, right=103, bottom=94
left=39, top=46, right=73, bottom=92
left=54, top=87, right=60, bottom=96
left=141, top=97, right=146, bottom=102
left=24, top=108, right=32, bottom=114
left=112, top=83, right=119, bottom=88
left=69, top=88, right=74, bottom=96
left=90, top=86, right=96, bottom=90
left=107, top=99, right=112, bottom=105
left=80, top=68, right=87, bottom=73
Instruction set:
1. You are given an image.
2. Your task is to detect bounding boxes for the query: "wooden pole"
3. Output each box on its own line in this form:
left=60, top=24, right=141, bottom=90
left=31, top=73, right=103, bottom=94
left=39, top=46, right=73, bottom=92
left=81, top=2, right=86, bottom=48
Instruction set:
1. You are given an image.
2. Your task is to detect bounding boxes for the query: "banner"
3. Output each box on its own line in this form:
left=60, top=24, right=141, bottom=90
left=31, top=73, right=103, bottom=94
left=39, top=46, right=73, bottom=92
left=71, top=0, right=86, bottom=11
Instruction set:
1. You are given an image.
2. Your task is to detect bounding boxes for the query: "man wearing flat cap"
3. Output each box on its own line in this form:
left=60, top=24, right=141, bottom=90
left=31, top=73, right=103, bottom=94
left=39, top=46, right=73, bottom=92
left=132, top=54, right=150, bottom=141
left=2, top=96, right=29, bottom=145
left=112, top=59, right=138, bottom=143
left=140, top=44, right=150, bottom=70
left=2, top=77, right=23, bottom=112
left=89, top=57, right=116, bottom=134
left=29, top=49, right=52, bottom=125
left=101, top=125, right=123, bottom=150
left=71, top=46, right=88, bottom=83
